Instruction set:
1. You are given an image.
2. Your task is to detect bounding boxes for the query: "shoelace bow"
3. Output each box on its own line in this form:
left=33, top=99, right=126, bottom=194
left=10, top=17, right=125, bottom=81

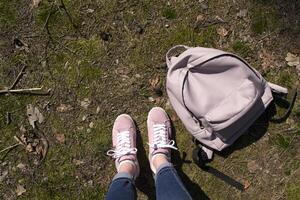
left=148, top=124, right=178, bottom=150
left=106, top=131, right=137, bottom=159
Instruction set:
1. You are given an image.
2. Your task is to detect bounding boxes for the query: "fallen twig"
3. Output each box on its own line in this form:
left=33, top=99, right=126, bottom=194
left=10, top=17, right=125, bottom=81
left=10, top=65, right=27, bottom=89
left=0, top=88, right=51, bottom=95
left=6, top=112, right=11, bottom=125
left=14, top=135, right=26, bottom=146
left=0, top=143, right=21, bottom=154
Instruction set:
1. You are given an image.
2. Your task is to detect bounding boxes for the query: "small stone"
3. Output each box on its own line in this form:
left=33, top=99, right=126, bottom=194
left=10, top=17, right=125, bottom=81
left=87, top=128, right=92, bottom=133
left=96, top=106, right=101, bottom=114
left=165, top=24, right=170, bottom=28
left=82, top=115, right=88, bottom=121
left=148, top=97, right=155, bottom=102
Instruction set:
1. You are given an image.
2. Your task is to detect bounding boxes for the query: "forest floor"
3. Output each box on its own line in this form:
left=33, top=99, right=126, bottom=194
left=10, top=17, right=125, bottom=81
left=0, top=0, right=300, bottom=199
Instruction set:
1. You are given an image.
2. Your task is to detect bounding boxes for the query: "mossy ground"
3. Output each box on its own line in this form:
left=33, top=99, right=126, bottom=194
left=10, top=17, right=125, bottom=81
left=0, top=0, right=299, bottom=199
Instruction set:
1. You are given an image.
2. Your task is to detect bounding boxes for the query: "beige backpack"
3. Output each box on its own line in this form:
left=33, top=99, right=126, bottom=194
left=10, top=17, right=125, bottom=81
left=166, top=45, right=295, bottom=165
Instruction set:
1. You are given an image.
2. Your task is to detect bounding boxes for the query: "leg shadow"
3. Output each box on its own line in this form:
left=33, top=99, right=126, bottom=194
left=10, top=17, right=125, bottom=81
left=134, top=124, right=156, bottom=200
left=171, top=121, right=211, bottom=200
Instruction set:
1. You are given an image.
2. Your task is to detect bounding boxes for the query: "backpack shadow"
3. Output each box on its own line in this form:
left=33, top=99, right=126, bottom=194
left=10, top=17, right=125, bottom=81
left=134, top=123, right=156, bottom=200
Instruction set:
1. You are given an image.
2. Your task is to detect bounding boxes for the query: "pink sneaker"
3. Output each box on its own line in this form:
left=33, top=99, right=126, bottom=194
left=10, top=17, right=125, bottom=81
left=107, top=114, right=140, bottom=179
left=147, top=107, right=178, bottom=174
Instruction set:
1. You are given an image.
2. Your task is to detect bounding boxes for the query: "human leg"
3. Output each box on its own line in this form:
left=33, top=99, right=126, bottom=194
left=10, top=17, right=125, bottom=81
left=105, top=114, right=140, bottom=200
left=147, top=107, right=192, bottom=200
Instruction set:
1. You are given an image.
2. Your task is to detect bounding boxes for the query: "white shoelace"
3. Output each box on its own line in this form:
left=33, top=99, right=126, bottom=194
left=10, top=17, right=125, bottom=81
left=149, top=124, right=178, bottom=150
left=106, top=131, right=137, bottom=159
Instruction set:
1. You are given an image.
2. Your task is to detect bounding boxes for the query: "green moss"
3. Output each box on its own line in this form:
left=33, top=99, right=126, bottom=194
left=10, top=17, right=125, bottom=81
left=0, top=0, right=17, bottom=28
left=232, top=41, right=252, bottom=57
left=271, top=134, right=291, bottom=149
left=286, top=180, right=300, bottom=200
left=162, top=7, right=177, bottom=19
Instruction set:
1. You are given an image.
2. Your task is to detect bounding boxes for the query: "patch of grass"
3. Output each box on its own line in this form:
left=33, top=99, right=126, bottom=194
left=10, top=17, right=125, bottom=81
left=232, top=41, right=252, bottom=57
left=284, top=160, right=300, bottom=176
left=196, top=26, right=219, bottom=47
left=162, top=7, right=177, bottom=19
left=0, top=0, right=17, bottom=28
left=271, top=134, right=291, bottom=149
left=251, top=7, right=280, bottom=34
left=277, top=71, right=297, bottom=89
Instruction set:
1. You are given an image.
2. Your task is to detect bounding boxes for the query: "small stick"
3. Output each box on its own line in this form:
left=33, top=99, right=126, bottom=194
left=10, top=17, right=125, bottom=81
left=0, top=143, right=20, bottom=154
left=10, top=66, right=27, bottom=89
left=6, top=112, right=11, bottom=125
left=14, top=136, right=26, bottom=146
left=0, top=88, right=51, bottom=95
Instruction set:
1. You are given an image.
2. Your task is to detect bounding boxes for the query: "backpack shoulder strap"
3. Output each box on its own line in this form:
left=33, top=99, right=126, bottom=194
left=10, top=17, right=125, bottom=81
left=166, top=45, right=189, bottom=67
left=268, top=82, right=288, bottom=95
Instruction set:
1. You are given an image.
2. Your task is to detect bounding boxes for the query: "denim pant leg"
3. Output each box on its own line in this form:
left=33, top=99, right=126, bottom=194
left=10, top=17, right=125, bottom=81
left=105, top=172, right=137, bottom=200
left=155, top=163, right=192, bottom=200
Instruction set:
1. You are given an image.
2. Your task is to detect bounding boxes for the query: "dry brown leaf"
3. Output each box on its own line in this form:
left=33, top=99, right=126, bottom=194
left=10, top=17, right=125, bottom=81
left=17, top=163, right=27, bottom=171
left=285, top=52, right=300, bottom=69
left=25, top=144, right=33, bottom=153
left=55, top=133, right=66, bottom=144
left=196, top=14, right=205, bottom=22
left=56, top=104, right=73, bottom=113
left=259, top=49, right=278, bottom=70
left=89, top=122, right=94, bottom=129
left=244, top=180, right=251, bottom=189
left=80, top=98, right=91, bottom=109
left=73, top=159, right=84, bottom=166
left=149, top=75, right=160, bottom=88
left=16, top=185, right=26, bottom=196
left=217, top=27, right=228, bottom=37
left=26, top=104, right=44, bottom=128
left=115, top=67, right=130, bottom=75
left=31, top=0, right=41, bottom=8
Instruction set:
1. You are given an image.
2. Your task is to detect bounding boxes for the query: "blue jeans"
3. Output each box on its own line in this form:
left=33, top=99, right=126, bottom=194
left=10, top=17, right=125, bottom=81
left=105, top=163, right=192, bottom=200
